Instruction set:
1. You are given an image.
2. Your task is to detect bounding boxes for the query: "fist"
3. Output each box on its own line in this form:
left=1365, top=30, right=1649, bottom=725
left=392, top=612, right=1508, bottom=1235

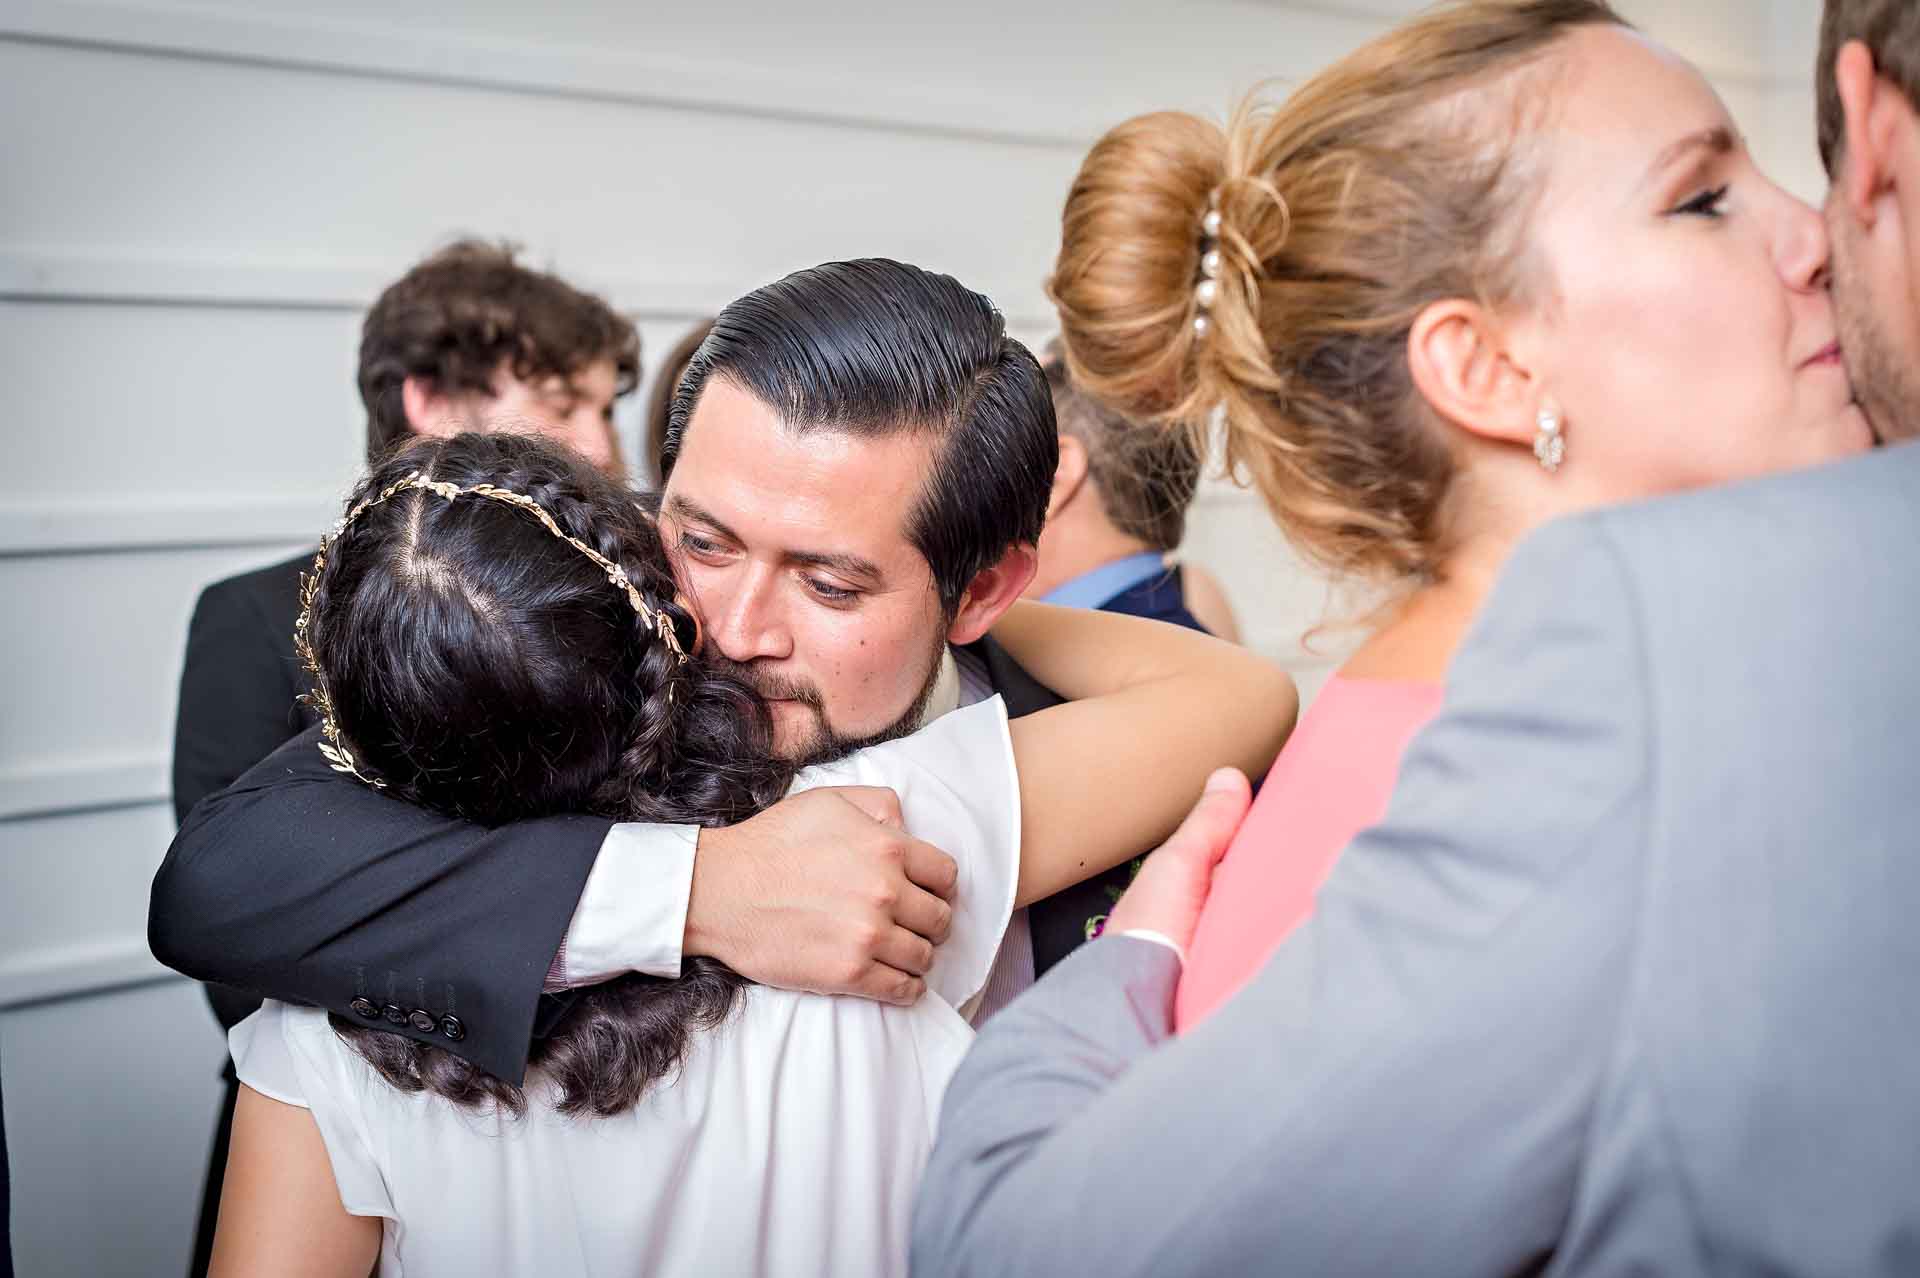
left=685, top=786, right=960, bottom=1005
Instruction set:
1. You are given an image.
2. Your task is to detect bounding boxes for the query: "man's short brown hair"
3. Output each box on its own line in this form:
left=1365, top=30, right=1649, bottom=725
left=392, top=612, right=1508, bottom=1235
left=1041, top=341, right=1201, bottom=552
left=1817, top=0, right=1920, bottom=176
left=357, top=240, right=641, bottom=464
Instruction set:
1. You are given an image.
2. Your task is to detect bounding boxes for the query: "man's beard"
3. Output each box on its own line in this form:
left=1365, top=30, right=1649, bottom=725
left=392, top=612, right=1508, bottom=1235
left=1831, top=219, right=1920, bottom=442
left=706, top=635, right=948, bottom=770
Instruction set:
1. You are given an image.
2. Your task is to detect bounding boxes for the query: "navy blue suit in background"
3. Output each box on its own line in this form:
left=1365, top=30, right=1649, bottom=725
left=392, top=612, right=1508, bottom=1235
left=1093, top=563, right=1206, bottom=633
left=1021, top=558, right=1210, bottom=966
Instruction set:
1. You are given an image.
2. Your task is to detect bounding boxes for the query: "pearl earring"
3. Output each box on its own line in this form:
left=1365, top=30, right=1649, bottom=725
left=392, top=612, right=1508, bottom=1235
left=1534, top=408, right=1565, bottom=473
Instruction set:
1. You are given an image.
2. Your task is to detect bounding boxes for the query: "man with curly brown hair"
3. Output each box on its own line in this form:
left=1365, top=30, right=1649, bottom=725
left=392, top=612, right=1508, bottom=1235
left=169, top=239, right=638, bottom=1278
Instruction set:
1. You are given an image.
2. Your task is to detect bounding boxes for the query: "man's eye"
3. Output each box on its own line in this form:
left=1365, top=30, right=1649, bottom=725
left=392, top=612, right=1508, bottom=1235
left=804, top=576, right=860, bottom=604
left=679, top=533, right=726, bottom=558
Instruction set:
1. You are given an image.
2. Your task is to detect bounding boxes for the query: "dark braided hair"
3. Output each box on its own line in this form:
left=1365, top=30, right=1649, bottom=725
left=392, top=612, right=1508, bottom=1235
left=305, top=430, right=794, bottom=1115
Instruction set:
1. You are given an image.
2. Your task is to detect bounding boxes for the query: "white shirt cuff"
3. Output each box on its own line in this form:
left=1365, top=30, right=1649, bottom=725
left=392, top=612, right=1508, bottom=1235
left=557, top=823, right=699, bottom=985
left=1116, top=928, right=1186, bottom=966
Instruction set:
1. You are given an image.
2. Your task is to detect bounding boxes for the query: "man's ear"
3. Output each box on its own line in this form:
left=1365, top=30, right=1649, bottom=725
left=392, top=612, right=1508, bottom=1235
left=1047, top=434, right=1090, bottom=520
left=1836, top=40, right=1898, bottom=223
left=401, top=375, right=462, bottom=439
left=945, top=543, right=1039, bottom=646
left=1405, top=297, right=1536, bottom=449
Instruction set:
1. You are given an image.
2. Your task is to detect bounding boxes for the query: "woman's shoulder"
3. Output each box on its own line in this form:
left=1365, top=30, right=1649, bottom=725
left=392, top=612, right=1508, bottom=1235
left=793, top=696, right=1013, bottom=796
left=791, top=697, right=1019, bottom=1012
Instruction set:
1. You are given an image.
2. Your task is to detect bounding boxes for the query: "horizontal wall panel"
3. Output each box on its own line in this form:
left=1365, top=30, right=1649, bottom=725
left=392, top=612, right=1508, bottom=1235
left=0, top=755, right=167, bottom=824
left=0, top=39, right=1082, bottom=333
left=1, top=0, right=1382, bottom=146
left=0, top=803, right=174, bottom=984
left=0, top=248, right=1061, bottom=331
left=0, top=299, right=365, bottom=512
left=0, top=544, right=311, bottom=778
left=0, top=494, right=342, bottom=556
left=3, top=978, right=227, bottom=1278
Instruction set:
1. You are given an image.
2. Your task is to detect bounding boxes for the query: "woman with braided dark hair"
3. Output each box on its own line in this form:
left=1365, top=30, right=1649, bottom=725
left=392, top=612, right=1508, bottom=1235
left=211, top=430, right=1294, bottom=1277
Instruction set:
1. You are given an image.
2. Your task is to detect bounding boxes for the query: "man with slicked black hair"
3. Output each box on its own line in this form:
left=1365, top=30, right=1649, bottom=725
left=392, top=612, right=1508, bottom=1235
left=153, top=258, right=1133, bottom=1098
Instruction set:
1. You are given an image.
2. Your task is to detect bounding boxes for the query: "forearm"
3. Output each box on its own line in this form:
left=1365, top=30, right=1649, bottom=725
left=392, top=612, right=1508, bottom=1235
left=912, top=936, right=1186, bottom=1278
left=151, top=728, right=608, bottom=1081
left=1005, top=611, right=1296, bottom=904
left=991, top=599, right=1259, bottom=702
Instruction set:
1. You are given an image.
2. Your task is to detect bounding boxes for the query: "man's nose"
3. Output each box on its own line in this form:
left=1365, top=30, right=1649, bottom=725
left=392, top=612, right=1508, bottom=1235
left=1777, top=189, right=1832, bottom=294
left=707, top=565, right=792, bottom=663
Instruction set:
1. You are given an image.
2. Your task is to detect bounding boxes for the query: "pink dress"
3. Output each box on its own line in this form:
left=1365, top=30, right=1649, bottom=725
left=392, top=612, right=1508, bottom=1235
left=1175, top=675, right=1444, bottom=1031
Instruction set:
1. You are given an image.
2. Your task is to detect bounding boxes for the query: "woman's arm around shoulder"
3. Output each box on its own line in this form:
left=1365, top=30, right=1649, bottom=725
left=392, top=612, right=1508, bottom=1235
left=993, top=602, right=1296, bottom=906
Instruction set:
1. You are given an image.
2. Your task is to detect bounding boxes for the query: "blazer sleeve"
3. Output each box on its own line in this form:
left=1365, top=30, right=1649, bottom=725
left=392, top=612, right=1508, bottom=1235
left=171, top=573, right=308, bottom=824
left=912, top=514, right=1653, bottom=1278
left=150, top=726, right=613, bottom=1084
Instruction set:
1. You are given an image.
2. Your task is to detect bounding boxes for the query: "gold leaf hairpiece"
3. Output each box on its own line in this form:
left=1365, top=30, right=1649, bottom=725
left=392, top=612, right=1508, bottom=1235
left=294, top=470, right=690, bottom=791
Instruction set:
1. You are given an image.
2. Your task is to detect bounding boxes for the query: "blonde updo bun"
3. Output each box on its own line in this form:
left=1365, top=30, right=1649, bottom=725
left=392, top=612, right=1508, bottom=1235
left=1050, top=0, right=1624, bottom=584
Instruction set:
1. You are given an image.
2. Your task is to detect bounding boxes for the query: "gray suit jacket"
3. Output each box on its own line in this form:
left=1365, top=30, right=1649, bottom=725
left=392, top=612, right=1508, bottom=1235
left=913, top=443, right=1920, bottom=1277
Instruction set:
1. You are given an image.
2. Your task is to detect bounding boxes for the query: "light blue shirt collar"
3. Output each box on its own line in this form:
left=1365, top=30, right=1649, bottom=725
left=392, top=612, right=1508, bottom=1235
left=1039, top=552, right=1168, bottom=611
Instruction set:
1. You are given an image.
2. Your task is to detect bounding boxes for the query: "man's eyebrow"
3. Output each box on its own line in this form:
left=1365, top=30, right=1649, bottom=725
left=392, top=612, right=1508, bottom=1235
left=663, top=493, right=743, bottom=544
left=788, top=549, right=884, bottom=583
left=1644, top=125, right=1737, bottom=187
left=663, top=493, right=883, bottom=582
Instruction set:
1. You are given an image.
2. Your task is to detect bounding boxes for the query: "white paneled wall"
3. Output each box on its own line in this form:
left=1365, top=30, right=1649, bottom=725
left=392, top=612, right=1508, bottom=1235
left=0, top=2, right=1825, bottom=1272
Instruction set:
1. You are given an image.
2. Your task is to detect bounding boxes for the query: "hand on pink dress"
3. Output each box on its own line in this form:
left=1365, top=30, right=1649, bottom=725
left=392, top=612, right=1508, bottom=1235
left=1106, top=768, right=1253, bottom=955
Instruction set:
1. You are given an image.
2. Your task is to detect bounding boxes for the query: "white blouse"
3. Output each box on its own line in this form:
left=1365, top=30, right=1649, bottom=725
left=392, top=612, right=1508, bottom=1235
left=230, top=697, right=1019, bottom=1278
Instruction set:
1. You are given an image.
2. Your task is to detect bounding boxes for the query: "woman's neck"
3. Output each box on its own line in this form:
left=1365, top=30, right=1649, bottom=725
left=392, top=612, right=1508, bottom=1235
left=1338, top=532, right=1519, bottom=684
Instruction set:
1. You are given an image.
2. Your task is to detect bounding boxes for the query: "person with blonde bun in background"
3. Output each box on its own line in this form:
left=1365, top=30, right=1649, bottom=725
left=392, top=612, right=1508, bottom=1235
left=913, top=0, right=1911, bottom=1272
left=1047, top=0, right=1869, bottom=1030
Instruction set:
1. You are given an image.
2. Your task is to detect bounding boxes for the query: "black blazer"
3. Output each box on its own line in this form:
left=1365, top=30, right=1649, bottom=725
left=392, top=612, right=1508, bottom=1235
left=151, top=637, right=1105, bottom=1083
left=171, top=551, right=320, bottom=1034
left=173, top=551, right=317, bottom=824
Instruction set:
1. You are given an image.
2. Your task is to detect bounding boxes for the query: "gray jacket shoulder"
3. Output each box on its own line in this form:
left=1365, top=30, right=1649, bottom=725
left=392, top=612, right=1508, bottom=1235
left=1543, top=445, right=1920, bottom=1275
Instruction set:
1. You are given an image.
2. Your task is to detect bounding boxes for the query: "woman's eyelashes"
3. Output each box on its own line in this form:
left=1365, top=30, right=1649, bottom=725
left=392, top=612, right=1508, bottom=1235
left=1670, top=184, right=1730, bottom=219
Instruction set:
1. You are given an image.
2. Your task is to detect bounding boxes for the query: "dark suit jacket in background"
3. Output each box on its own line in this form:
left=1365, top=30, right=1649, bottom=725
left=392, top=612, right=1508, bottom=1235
left=1094, top=563, right=1206, bottom=635
left=1019, top=567, right=1210, bottom=967
left=174, top=550, right=318, bottom=1031
left=151, top=637, right=1111, bottom=1083
left=173, top=551, right=315, bottom=826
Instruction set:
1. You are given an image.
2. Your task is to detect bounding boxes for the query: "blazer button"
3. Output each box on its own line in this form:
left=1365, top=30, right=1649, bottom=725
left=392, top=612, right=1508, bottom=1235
left=382, top=1003, right=407, bottom=1025
left=407, top=1009, right=436, bottom=1034
left=439, top=1014, right=466, bottom=1041
left=349, top=997, right=379, bottom=1019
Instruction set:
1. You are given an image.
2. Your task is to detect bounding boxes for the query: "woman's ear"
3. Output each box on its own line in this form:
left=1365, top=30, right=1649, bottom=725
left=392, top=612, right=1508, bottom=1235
left=1406, top=298, right=1537, bottom=448
left=1047, top=433, right=1090, bottom=520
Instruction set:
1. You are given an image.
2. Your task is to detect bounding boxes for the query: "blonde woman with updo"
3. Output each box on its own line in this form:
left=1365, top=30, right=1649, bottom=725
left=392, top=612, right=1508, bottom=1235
left=1044, top=0, right=1872, bottom=1030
